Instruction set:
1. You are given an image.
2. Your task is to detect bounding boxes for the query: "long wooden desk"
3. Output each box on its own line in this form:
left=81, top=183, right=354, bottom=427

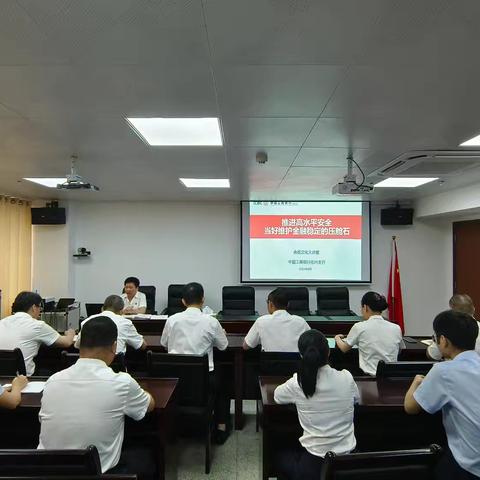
left=258, top=376, right=445, bottom=480
left=132, top=314, right=363, bottom=336
left=0, top=377, right=178, bottom=480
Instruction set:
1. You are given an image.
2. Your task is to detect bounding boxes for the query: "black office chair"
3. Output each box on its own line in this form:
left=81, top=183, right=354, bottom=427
left=56, top=298, right=75, bottom=310
left=138, top=285, right=156, bottom=314
left=161, top=284, right=186, bottom=316
left=259, top=351, right=300, bottom=376
left=321, top=444, right=443, bottom=480
left=376, top=361, right=436, bottom=378
left=316, top=286, right=355, bottom=316
left=285, top=287, right=311, bottom=316
left=0, top=349, right=26, bottom=376
left=0, top=446, right=101, bottom=476
left=85, top=303, right=103, bottom=317
left=220, top=286, right=256, bottom=316
left=61, top=351, right=126, bottom=373
left=146, top=352, right=213, bottom=474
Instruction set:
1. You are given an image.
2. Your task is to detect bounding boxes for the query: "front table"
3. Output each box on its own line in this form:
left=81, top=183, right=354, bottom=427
left=132, top=314, right=363, bottom=336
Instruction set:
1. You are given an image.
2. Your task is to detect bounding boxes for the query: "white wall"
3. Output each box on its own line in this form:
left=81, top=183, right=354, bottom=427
left=32, top=224, right=72, bottom=299
left=416, top=183, right=480, bottom=218
left=32, top=201, right=453, bottom=336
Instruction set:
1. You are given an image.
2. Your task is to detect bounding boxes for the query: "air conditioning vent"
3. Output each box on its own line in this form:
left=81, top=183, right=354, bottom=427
left=370, top=150, right=480, bottom=179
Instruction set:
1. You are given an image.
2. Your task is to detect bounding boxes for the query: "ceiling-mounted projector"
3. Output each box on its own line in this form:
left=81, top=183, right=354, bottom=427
left=57, top=155, right=99, bottom=191
left=332, top=157, right=373, bottom=195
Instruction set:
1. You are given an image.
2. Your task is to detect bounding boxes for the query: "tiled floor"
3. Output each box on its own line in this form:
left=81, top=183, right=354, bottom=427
left=175, top=400, right=266, bottom=480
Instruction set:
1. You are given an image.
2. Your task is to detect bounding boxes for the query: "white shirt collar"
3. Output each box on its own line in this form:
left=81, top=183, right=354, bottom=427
left=272, top=309, right=288, bottom=317
left=76, top=358, right=109, bottom=367
left=13, top=311, right=34, bottom=320
left=185, top=306, right=202, bottom=314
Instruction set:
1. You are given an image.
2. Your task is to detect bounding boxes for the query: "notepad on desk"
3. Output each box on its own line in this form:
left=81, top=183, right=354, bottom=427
left=2, top=381, right=46, bottom=393
left=327, top=338, right=336, bottom=349
left=130, top=314, right=168, bottom=320
left=327, top=338, right=358, bottom=349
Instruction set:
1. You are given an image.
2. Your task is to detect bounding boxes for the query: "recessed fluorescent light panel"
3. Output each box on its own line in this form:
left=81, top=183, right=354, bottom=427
left=23, top=178, right=67, bottom=188
left=375, top=177, right=438, bottom=188
left=179, top=178, right=230, bottom=188
left=126, top=117, right=223, bottom=146
left=460, top=134, right=480, bottom=147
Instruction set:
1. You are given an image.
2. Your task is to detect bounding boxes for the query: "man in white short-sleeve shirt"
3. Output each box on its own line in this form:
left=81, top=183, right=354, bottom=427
left=161, top=284, right=228, bottom=372
left=39, top=316, right=154, bottom=473
left=243, top=288, right=310, bottom=352
left=405, top=310, right=480, bottom=480
left=161, top=282, right=229, bottom=444
left=77, top=295, right=146, bottom=354
left=0, top=292, right=75, bottom=376
left=121, top=277, right=147, bottom=315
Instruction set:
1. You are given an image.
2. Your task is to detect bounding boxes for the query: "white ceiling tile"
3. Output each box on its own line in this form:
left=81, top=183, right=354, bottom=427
left=293, top=148, right=371, bottom=167
left=223, top=117, right=316, bottom=147
left=205, top=0, right=383, bottom=64
left=304, top=118, right=372, bottom=149
left=276, top=166, right=347, bottom=197
left=0, top=66, right=217, bottom=117
left=217, top=65, right=345, bottom=116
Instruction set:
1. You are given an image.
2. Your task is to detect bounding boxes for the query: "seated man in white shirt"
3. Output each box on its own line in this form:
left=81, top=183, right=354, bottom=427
left=38, top=316, right=155, bottom=474
left=121, top=277, right=147, bottom=315
left=76, top=295, right=146, bottom=354
left=427, top=294, right=480, bottom=360
left=334, top=291, right=404, bottom=376
left=243, top=287, right=310, bottom=352
left=405, top=310, right=480, bottom=480
left=161, top=282, right=229, bottom=444
left=0, top=292, right=75, bottom=376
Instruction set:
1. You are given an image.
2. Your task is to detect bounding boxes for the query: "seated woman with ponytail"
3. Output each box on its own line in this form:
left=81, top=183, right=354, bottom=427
left=274, top=330, right=359, bottom=480
left=335, top=291, right=404, bottom=376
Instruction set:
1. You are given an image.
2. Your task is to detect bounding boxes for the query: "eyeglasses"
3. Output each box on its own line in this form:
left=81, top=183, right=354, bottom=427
left=432, top=333, right=438, bottom=344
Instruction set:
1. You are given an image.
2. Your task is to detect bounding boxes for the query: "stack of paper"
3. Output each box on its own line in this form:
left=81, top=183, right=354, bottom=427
left=2, top=381, right=46, bottom=393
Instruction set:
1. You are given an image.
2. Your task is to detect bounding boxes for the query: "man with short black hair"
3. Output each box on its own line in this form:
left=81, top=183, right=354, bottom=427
left=161, top=282, right=230, bottom=443
left=121, top=277, right=147, bottom=314
left=39, top=316, right=154, bottom=473
left=243, top=288, right=310, bottom=351
left=404, top=310, right=480, bottom=480
left=0, top=292, right=75, bottom=375
left=76, top=295, right=146, bottom=353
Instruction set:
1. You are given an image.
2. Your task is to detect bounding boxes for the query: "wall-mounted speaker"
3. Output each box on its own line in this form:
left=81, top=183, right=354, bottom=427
left=381, top=207, right=413, bottom=225
left=31, top=207, right=66, bottom=225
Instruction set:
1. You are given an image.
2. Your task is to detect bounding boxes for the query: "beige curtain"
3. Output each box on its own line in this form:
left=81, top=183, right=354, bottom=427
left=0, top=196, right=32, bottom=318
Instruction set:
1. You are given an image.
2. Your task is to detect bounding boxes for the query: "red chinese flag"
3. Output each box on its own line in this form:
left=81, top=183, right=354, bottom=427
left=388, top=238, right=405, bottom=333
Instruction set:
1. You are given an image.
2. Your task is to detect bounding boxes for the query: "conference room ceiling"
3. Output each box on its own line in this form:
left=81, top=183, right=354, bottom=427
left=1, top=0, right=480, bottom=202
